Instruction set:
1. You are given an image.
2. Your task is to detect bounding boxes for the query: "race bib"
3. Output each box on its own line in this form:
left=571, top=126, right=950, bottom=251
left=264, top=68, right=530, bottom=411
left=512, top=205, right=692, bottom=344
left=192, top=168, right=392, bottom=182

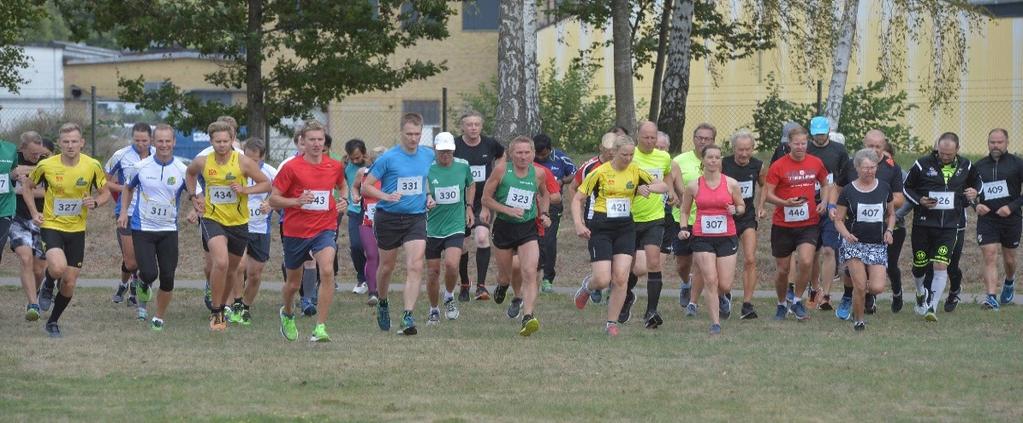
left=397, top=176, right=423, bottom=195
left=827, top=173, right=834, bottom=184
left=54, top=198, right=83, bottom=216
left=505, top=187, right=534, bottom=210
left=208, top=186, right=238, bottom=205
left=928, top=191, right=953, bottom=210
left=738, top=180, right=754, bottom=199
left=470, top=165, right=486, bottom=183
left=249, top=206, right=264, bottom=218
left=0, top=174, right=9, bottom=194
left=435, top=185, right=460, bottom=205
left=646, top=168, right=664, bottom=181
left=365, top=203, right=377, bottom=222
left=144, top=202, right=174, bottom=222
left=783, top=203, right=810, bottom=222
left=856, top=203, right=883, bottom=223
left=606, top=198, right=631, bottom=218
left=700, top=214, right=728, bottom=234
left=301, top=190, right=330, bottom=211
left=983, top=180, right=1009, bottom=200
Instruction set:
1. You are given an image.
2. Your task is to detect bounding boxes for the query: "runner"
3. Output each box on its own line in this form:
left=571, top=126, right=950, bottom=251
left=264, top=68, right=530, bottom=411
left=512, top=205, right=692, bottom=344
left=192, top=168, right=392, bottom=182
left=572, top=135, right=666, bottom=335
left=23, top=123, right=111, bottom=337
left=807, top=116, right=849, bottom=310
left=657, top=131, right=677, bottom=260
left=481, top=135, right=551, bottom=336
left=424, top=132, right=475, bottom=324
left=532, top=133, right=575, bottom=293
left=226, top=138, right=278, bottom=325
left=353, top=146, right=387, bottom=305
left=885, top=140, right=910, bottom=313
left=902, top=132, right=975, bottom=321
left=9, top=132, right=50, bottom=320
left=677, top=144, right=745, bottom=334
left=0, top=133, right=19, bottom=283
left=270, top=120, right=347, bottom=342
left=965, top=128, right=1022, bottom=310
left=764, top=125, right=831, bottom=321
left=116, top=123, right=187, bottom=331
left=453, top=110, right=504, bottom=301
left=360, top=113, right=435, bottom=335
left=670, top=123, right=716, bottom=317
left=833, top=149, right=896, bottom=331
left=343, top=139, right=369, bottom=295
left=568, top=132, right=617, bottom=305
left=721, top=131, right=766, bottom=320
left=185, top=121, right=271, bottom=331
left=106, top=122, right=155, bottom=317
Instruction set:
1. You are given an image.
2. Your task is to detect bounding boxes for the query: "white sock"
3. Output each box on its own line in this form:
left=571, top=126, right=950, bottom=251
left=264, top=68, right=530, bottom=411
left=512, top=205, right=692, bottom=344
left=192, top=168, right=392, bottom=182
left=913, top=274, right=926, bottom=295
left=930, top=270, right=948, bottom=310
left=444, top=291, right=454, bottom=302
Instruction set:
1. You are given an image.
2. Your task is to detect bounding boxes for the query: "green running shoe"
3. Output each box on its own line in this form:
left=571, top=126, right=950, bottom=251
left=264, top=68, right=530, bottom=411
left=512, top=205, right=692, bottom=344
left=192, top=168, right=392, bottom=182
left=25, top=304, right=40, bottom=321
left=135, top=279, right=152, bottom=303
left=540, top=279, right=554, bottom=293
left=310, top=323, right=330, bottom=342
left=279, top=306, right=298, bottom=341
left=228, top=307, right=244, bottom=324
left=240, top=308, right=252, bottom=325
left=519, top=316, right=540, bottom=337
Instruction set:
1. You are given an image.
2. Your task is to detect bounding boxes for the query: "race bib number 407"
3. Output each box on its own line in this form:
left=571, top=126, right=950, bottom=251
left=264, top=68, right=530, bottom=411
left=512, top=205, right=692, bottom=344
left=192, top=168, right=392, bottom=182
left=856, top=203, right=883, bottom=223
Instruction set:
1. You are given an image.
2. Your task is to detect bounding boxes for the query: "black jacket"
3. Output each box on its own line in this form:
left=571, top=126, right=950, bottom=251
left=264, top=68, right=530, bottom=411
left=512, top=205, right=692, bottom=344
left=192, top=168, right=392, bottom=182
left=971, top=152, right=1023, bottom=220
left=903, top=152, right=976, bottom=229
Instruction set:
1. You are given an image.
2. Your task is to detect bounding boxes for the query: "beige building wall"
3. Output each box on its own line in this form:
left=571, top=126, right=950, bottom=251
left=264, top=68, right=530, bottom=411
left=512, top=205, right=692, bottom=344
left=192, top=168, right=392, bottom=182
left=64, top=57, right=243, bottom=102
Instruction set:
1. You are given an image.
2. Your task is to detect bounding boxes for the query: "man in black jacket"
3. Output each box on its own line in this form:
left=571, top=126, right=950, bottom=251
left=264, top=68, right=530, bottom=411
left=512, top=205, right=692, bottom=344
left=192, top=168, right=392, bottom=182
left=903, top=133, right=977, bottom=321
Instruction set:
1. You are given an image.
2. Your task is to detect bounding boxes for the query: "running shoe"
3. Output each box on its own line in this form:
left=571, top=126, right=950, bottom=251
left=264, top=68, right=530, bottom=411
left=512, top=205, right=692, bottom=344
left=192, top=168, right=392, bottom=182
left=835, top=296, right=852, bottom=321
left=398, top=313, right=417, bottom=336
left=914, top=291, right=928, bottom=316
left=818, top=294, right=834, bottom=311
left=944, top=289, right=960, bottom=312
left=135, top=279, right=152, bottom=303
left=444, top=298, right=460, bottom=320
left=590, top=287, right=603, bottom=305
left=39, top=280, right=55, bottom=311
left=891, top=293, right=904, bottom=313
left=773, top=304, right=787, bottom=320
left=785, top=284, right=795, bottom=308
left=279, top=306, right=297, bottom=341
left=807, top=289, right=821, bottom=309
left=367, top=294, right=380, bottom=306
left=719, top=295, right=732, bottom=320
left=924, top=307, right=937, bottom=322
left=685, top=303, right=698, bottom=317
left=203, top=280, right=213, bottom=311
left=475, top=284, right=491, bottom=301
left=605, top=321, right=619, bottom=337
left=790, top=301, right=809, bottom=321
left=310, top=323, right=330, bottom=342
left=151, top=318, right=165, bottom=332
left=679, top=282, right=692, bottom=307
left=25, top=304, right=40, bottom=321
left=458, top=284, right=471, bottom=302
left=574, top=282, right=591, bottom=310
left=507, top=298, right=523, bottom=319
left=300, top=299, right=318, bottom=317
left=853, top=321, right=865, bottom=331
left=540, top=279, right=554, bottom=293
left=618, top=290, right=636, bottom=323
left=865, top=293, right=877, bottom=315
left=376, top=302, right=390, bottom=331
left=228, top=307, right=244, bottom=324
left=1000, top=281, right=1015, bottom=305
left=427, top=309, right=441, bottom=325
left=353, top=282, right=368, bottom=295
left=209, top=312, right=227, bottom=331
left=492, top=284, right=508, bottom=304
left=112, top=282, right=128, bottom=304
left=519, top=315, right=539, bottom=337
left=740, top=302, right=758, bottom=320
left=709, top=323, right=721, bottom=335
left=644, top=311, right=663, bottom=329
left=982, top=295, right=1000, bottom=311
left=137, top=306, right=148, bottom=321
left=45, top=321, right=61, bottom=338
left=127, top=282, right=138, bottom=307
left=240, top=308, right=252, bottom=325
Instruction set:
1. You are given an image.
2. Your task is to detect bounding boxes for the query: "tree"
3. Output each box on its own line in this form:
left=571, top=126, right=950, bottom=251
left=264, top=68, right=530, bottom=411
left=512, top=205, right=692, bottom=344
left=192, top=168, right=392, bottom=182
left=495, top=0, right=540, bottom=143
left=0, top=1, right=45, bottom=93
left=611, top=0, right=636, bottom=133
left=54, top=1, right=453, bottom=136
left=656, top=0, right=695, bottom=152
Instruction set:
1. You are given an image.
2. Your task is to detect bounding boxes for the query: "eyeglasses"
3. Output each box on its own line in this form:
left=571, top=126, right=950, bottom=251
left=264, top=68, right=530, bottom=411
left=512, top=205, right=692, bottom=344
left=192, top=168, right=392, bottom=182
left=694, top=136, right=715, bottom=142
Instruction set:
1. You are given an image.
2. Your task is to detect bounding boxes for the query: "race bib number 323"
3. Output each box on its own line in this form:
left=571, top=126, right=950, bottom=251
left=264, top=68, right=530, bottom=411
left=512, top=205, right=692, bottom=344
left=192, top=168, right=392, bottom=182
left=505, top=187, right=534, bottom=210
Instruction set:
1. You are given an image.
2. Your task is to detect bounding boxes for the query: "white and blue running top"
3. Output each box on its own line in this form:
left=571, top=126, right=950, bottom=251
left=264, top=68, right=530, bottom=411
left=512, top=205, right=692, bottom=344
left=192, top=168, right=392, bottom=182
left=106, top=144, right=156, bottom=217
left=126, top=156, right=188, bottom=232
left=247, top=161, right=278, bottom=235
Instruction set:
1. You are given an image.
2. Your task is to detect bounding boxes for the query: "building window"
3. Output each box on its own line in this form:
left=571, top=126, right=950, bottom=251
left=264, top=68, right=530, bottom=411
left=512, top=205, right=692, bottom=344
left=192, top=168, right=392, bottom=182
left=403, top=100, right=442, bottom=144
left=189, top=90, right=233, bottom=105
left=462, top=0, right=499, bottom=31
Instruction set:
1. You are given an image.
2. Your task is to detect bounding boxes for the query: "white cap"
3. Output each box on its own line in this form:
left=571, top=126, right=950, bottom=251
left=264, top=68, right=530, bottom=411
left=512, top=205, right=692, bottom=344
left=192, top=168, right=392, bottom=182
left=434, top=132, right=456, bottom=151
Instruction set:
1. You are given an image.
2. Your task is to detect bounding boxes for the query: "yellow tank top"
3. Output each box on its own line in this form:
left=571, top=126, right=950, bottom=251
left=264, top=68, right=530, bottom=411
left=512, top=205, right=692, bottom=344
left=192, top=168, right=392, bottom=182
left=203, top=151, right=248, bottom=226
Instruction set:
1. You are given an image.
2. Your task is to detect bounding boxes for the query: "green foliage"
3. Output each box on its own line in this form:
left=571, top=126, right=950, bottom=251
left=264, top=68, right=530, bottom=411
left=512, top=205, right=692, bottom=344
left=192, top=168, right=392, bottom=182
left=751, top=75, right=922, bottom=154
left=17, top=0, right=119, bottom=48
left=457, top=77, right=498, bottom=136
left=119, top=77, right=248, bottom=139
left=0, top=1, right=46, bottom=93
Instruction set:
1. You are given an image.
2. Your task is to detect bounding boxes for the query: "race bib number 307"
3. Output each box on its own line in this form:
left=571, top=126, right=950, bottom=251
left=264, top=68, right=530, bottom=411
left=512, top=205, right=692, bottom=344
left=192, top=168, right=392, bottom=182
left=700, top=215, right=728, bottom=234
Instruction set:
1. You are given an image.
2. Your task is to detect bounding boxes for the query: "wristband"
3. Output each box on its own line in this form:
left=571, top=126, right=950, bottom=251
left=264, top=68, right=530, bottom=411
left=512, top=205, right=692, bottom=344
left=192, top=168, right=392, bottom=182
left=827, top=204, right=837, bottom=210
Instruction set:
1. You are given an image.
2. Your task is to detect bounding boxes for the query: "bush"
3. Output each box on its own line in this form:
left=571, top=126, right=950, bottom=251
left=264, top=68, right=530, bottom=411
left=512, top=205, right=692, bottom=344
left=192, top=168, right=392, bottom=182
left=0, top=109, right=126, bottom=160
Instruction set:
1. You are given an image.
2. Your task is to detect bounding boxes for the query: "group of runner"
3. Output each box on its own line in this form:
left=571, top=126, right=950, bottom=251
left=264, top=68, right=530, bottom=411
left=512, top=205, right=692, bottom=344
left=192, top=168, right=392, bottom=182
left=3, top=113, right=1018, bottom=338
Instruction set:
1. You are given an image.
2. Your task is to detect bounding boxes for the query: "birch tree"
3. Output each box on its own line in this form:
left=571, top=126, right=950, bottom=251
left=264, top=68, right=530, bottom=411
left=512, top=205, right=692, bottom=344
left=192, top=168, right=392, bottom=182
left=495, top=0, right=540, bottom=144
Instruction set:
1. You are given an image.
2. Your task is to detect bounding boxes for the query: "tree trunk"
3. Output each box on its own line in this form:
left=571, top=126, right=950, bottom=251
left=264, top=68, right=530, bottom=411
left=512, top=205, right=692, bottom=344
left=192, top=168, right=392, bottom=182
left=657, top=0, right=694, bottom=154
left=495, top=0, right=535, bottom=144
left=523, top=0, right=541, bottom=136
left=648, top=0, right=673, bottom=122
left=611, top=0, right=636, bottom=134
left=245, top=0, right=266, bottom=140
left=823, top=0, right=859, bottom=131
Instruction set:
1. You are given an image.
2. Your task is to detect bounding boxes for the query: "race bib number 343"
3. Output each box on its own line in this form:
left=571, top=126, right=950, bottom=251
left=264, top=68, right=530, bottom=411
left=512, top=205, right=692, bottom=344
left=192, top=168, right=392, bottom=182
left=301, top=190, right=330, bottom=211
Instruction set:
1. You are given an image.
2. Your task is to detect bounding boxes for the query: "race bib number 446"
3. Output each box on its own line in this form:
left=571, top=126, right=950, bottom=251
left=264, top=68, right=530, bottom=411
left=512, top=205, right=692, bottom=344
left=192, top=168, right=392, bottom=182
left=783, top=203, right=809, bottom=222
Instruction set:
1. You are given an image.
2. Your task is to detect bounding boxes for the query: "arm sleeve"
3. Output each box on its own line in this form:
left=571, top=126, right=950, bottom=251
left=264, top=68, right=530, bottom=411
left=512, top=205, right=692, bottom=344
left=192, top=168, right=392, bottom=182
left=902, top=161, right=924, bottom=205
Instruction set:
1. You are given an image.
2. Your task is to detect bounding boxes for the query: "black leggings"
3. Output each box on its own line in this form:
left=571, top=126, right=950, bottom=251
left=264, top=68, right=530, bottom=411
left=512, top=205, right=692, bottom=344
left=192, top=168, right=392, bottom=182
left=887, top=227, right=907, bottom=294
left=132, top=230, right=179, bottom=292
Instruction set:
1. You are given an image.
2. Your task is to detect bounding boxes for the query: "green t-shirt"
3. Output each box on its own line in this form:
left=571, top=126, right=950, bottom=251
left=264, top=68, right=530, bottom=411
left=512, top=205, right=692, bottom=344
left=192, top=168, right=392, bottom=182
left=496, top=163, right=538, bottom=223
left=672, top=151, right=702, bottom=225
left=0, top=140, right=18, bottom=218
left=631, top=147, right=672, bottom=222
left=427, top=158, right=473, bottom=238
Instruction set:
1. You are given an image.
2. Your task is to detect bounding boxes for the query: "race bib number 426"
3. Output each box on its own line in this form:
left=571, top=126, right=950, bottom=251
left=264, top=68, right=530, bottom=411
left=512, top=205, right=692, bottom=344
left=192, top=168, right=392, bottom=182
left=928, top=191, right=954, bottom=210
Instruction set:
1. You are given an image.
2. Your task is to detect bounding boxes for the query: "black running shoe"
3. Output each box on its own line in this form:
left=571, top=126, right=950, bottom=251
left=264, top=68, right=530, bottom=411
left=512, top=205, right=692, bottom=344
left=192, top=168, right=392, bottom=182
left=865, top=293, right=877, bottom=315
left=643, top=310, right=663, bottom=329
left=944, top=289, right=961, bottom=313
left=458, top=284, right=471, bottom=302
left=891, top=293, right=903, bottom=313
left=506, top=298, right=522, bottom=319
left=740, top=302, right=758, bottom=320
left=45, top=321, right=62, bottom=338
left=493, top=284, right=509, bottom=304
left=617, top=290, right=636, bottom=323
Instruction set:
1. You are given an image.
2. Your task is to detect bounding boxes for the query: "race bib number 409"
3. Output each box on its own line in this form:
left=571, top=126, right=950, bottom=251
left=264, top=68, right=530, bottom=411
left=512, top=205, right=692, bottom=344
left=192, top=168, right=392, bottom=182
left=982, top=180, right=1009, bottom=201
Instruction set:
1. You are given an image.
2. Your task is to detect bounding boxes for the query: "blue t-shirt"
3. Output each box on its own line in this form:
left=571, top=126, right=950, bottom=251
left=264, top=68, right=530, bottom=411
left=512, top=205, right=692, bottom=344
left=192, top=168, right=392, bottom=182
left=369, top=145, right=435, bottom=214
left=345, top=161, right=363, bottom=214
left=535, top=149, right=576, bottom=180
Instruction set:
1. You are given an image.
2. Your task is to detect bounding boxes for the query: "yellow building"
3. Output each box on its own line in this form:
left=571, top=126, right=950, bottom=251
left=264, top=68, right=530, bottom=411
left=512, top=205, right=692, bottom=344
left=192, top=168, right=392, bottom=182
left=537, top=3, right=1023, bottom=154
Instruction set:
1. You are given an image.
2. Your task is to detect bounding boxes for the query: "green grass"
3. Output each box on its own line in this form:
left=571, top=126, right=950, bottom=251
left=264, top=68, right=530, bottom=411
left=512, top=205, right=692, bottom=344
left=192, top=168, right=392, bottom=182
left=1, top=286, right=1020, bottom=421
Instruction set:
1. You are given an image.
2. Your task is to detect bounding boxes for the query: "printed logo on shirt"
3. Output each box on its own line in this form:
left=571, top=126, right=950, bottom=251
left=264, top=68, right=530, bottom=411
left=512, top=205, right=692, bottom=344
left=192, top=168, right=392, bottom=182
left=926, top=167, right=938, bottom=177
left=626, top=181, right=635, bottom=189
left=75, top=177, right=87, bottom=187
left=167, top=176, right=176, bottom=185
left=226, top=172, right=237, bottom=180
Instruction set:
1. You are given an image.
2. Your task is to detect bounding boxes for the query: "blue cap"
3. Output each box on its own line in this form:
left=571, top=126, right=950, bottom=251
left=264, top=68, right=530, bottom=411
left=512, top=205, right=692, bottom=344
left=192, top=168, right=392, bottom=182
left=809, top=116, right=829, bottom=135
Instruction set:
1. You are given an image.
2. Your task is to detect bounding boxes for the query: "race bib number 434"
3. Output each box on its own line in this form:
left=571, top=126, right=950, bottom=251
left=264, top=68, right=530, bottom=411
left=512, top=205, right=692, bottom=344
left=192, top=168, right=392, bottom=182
left=209, top=186, right=238, bottom=205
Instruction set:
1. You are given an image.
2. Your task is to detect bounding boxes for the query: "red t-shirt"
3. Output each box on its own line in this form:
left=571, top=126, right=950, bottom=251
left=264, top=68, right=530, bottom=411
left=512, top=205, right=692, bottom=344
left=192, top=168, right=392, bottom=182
left=574, top=156, right=603, bottom=185
left=536, top=165, right=560, bottom=236
left=765, top=154, right=829, bottom=228
left=273, top=155, right=346, bottom=238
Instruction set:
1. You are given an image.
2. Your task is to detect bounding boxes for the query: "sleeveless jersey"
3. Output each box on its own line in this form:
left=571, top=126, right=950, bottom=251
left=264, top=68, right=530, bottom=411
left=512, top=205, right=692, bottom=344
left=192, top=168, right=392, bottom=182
left=693, top=176, right=736, bottom=237
left=202, top=151, right=248, bottom=226
left=495, top=164, right=538, bottom=223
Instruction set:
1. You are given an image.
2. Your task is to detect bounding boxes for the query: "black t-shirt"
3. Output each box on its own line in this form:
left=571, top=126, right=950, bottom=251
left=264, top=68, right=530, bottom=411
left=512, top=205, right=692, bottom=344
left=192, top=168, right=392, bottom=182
left=722, top=155, right=762, bottom=218
left=454, top=135, right=504, bottom=206
left=14, top=152, right=43, bottom=220
left=837, top=180, right=892, bottom=244
left=808, top=141, right=849, bottom=202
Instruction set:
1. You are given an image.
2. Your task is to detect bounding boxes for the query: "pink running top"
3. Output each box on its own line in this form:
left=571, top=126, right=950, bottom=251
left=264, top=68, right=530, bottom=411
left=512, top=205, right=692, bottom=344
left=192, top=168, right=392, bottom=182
left=693, top=175, right=736, bottom=237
